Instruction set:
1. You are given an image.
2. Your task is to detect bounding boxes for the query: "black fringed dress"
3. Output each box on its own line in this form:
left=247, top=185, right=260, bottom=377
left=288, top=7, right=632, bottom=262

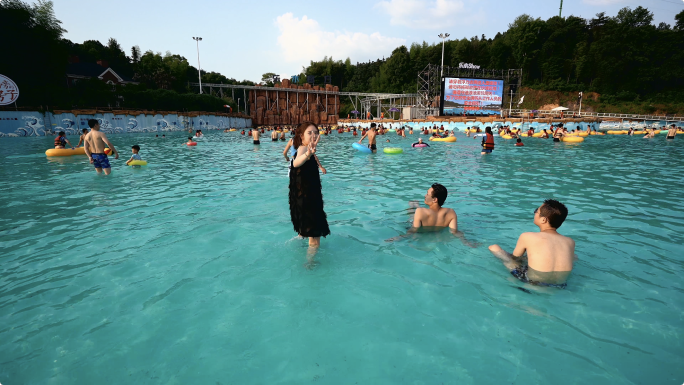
left=289, top=154, right=330, bottom=238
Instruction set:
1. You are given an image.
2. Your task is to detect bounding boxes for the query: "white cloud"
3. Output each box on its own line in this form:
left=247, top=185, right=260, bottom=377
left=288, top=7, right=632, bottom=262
left=275, top=13, right=405, bottom=71
left=375, top=0, right=481, bottom=29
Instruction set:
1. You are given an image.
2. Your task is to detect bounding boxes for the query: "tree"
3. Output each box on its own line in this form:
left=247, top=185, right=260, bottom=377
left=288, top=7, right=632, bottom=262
left=261, top=72, right=278, bottom=86
left=675, top=10, right=684, bottom=31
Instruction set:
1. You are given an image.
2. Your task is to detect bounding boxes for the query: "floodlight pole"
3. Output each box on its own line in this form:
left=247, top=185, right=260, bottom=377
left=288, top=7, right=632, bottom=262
left=559, top=0, right=563, bottom=17
left=193, top=37, right=203, bottom=94
left=438, top=33, right=450, bottom=78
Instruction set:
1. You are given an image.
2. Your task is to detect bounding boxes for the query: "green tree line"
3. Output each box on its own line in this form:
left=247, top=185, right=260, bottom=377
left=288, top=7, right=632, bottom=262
left=0, top=0, right=254, bottom=111
left=299, top=7, right=684, bottom=113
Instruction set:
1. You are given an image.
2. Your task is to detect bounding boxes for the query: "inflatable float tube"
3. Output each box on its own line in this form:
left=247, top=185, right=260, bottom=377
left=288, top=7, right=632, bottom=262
left=229, top=129, right=237, bottom=132
left=429, top=137, right=457, bottom=142
left=412, top=143, right=429, bottom=147
left=561, top=136, right=584, bottom=143
left=501, top=135, right=513, bottom=140
left=383, top=147, right=403, bottom=154
left=187, top=142, right=197, bottom=146
left=45, top=147, right=112, bottom=156
left=129, top=160, right=148, bottom=166
left=352, top=142, right=372, bottom=154
left=387, top=129, right=396, bottom=133
left=45, top=147, right=85, bottom=156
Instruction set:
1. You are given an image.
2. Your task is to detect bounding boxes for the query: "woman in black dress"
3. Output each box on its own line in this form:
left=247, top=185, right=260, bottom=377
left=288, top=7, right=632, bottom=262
left=289, top=122, right=330, bottom=252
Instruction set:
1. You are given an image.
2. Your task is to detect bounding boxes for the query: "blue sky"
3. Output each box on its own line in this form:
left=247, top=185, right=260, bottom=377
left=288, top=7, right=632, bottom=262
left=54, top=0, right=683, bottom=82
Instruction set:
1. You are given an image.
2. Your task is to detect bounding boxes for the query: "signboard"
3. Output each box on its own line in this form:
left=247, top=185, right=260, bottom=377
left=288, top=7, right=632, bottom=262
left=440, top=77, right=504, bottom=115
left=0, top=74, right=19, bottom=105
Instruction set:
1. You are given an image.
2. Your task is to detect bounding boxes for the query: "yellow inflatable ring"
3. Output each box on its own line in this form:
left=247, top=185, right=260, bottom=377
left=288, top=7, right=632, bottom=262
left=129, top=160, right=148, bottom=166
left=561, top=136, right=584, bottom=143
left=501, top=135, right=513, bottom=140
left=429, top=137, right=457, bottom=142
left=45, top=148, right=86, bottom=156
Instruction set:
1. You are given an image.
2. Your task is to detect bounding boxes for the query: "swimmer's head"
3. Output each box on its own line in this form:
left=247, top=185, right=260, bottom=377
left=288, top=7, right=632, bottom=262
left=426, top=183, right=447, bottom=207
left=88, top=119, right=99, bottom=129
left=516, top=138, right=522, bottom=143
left=294, top=121, right=319, bottom=148
left=535, top=199, right=568, bottom=229
left=418, top=138, right=423, bottom=143
left=58, top=131, right=65, bottom=137
left=131, top=145, right=140, bottom=153
left=485, top=127, right=492, bottom=134
left=188, top=137, right=193, bottom=140
left=82, top=128, right=88, bottom=133
left=370, top=123, right=377, bottom=130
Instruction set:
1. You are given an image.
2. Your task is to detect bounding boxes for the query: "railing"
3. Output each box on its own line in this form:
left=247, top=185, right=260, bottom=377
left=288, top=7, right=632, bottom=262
left=507, top=109, right=684, bottom=121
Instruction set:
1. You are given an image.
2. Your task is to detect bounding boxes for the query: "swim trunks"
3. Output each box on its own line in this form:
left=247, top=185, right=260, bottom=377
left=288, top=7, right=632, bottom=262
left=368, top=144, right=377, bottom=151
left=91, top=153, right=110, bottom=169
left=510, top=265, right=567, bottom=289
left=253, top=140, right=260, bottom=145
left=272, top=138, right=278, bottom=141
left=667, top=136, right=674, bottom=140
left=482, top=149, right=493, bottom=153
left=553, top=138, right=560, bottom=142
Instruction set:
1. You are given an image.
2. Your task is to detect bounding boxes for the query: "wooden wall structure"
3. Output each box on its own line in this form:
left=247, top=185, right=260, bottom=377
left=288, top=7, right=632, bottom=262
left=249, top=79, right=340, bottom=126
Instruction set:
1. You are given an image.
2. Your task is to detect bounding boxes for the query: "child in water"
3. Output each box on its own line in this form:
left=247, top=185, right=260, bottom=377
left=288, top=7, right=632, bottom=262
left=125, top=145, right=143, bottom=165
left=187, top=137, right=196, bottom=145
left=515, top=138, right=524, bottom=147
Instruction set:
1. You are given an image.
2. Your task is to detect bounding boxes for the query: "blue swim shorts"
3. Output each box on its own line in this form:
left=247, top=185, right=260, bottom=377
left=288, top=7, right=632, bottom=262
left=91, top=153, right=111, bottom=169
left=482, top=149, right=493, bottom=153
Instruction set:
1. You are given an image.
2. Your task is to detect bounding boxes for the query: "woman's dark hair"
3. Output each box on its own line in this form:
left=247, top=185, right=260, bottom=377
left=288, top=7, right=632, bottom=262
left=132, top=145, right=140, bottom=151
left=59, top=131, right=65, bottom=136
left=431, top=183, right=448, bottom=206
left=88, top=119, right=98, bottom=128
left=485, top=126, right=492, bottom=134
left=293, top=121, right=317, bottom=148
left=540, top=199, right=568, bottom=229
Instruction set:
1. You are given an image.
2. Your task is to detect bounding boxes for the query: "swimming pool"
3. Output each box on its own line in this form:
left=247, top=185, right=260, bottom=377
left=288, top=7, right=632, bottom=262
left=1, top=132, right=682, bottom=384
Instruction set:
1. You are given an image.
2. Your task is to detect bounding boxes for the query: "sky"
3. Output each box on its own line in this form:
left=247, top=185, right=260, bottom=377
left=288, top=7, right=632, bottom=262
left=54, top=0, right=683, bottom=83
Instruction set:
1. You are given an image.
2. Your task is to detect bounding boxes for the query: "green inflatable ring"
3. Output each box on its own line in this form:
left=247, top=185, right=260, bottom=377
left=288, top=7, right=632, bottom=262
left=383, top=147, right=403, bottom=154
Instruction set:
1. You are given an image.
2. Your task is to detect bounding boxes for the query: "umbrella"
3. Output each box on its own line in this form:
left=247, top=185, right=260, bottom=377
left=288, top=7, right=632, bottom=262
left=389, top=108, right=400, bottom=112
left=551, top=106, right=569, bottom=111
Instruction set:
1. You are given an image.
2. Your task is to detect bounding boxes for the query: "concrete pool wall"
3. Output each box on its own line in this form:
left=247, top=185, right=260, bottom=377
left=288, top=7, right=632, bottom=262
left=0, top=111, right=252, bottom=137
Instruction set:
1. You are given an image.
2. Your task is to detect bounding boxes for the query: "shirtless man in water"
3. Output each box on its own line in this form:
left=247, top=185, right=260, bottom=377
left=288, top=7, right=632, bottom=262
left=83, top=119, right=118, bottom=175
left=488, top=199, right=575, bottom=288
left=386, top=183, right=476, bottom=247
left=666, top=124, right=677, bottom=140
left=252, top=127, right=261, bottom=144
left=358, top=123, right=378, bottom=153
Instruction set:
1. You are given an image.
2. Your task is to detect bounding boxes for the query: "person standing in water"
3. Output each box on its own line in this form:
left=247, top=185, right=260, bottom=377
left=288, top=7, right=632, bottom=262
left=289, top=122, right=331, bottom=267
left=481, top=127, right=495, bottom=155
left=488, top=199, right=575, bottom=288
left=84, top=119, right=118, bottom=175
left=252, top=127, right=261, bottom=144
left=76, top=128, right=89, bottom=147
left=271, top=129, right=279, bottom=142
left=358, top=123, right=378, bottom=153
left=666, top=124, right=677, bottom=140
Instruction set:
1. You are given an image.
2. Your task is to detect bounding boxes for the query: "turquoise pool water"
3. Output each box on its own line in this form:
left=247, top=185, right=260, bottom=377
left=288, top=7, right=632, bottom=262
left=1, top=131, right=683, bottom=384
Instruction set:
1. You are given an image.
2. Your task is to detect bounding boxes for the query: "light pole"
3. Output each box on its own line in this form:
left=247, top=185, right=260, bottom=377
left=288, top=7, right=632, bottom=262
left=192, top=37, right=203, bottom=94
left=438, top=33, right=450, bottom=78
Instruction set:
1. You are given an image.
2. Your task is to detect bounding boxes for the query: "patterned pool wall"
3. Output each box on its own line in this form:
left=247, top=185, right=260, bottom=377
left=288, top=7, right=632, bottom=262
left=0, top=111, right=253, bottom=138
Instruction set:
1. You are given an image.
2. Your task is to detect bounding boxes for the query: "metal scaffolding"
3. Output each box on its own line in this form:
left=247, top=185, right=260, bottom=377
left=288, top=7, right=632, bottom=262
left=416, top=64, right=523, bottom=119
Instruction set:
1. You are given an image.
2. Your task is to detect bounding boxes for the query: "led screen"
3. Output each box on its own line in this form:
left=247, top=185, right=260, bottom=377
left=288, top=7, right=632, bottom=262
left=440, top=77, right=504, bottom=115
